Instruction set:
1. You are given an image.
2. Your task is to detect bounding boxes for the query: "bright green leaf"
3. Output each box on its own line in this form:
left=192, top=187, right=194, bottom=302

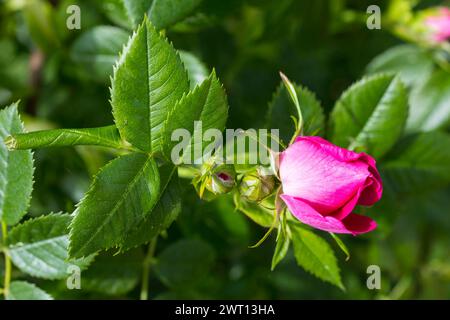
left=179, top=50, right=209, bottom=90
left=291, top=225, right=344, bottom=290
left=111, top=18, right=189, bottom=152
left=329, top=74, right=408, bottom=158
left=161, top=71, right=228, bottom=161
left=0, top=102, right=34, bottom=225
left=233, top=192, right=274, bottom=228
left=6, top=125, right=126, bottom=151
left=7, top=213, right=94, bottom=280
left=406, top=70, right=450, bottom=133
left=6, top=281, right=53, bottom=300
left=366, top=45, right=433, bottom=87
left=69, top=153, right=160, bottom=258
left=330, top=233, right=350, bottom=261
left=271, top=227, right=290, bottom=271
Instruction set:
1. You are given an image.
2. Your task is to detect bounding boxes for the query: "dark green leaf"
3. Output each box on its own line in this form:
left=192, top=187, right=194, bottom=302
left=120, top=165, right=181, bottom=251
left=111, top=18, right=189, bottom=152
left=82, top=249, right=143, bottom=296
left=149, top=0, right=204, bottom=30
left=381, top=131, right=450, bottom=194
left=155, top=238, right=215, bottom=289
left=69, top=153, right=160, bottom=258
left=267, top=82, right=325, bottom=145
left=23, top=0, right=59, bottom=52
left=71, top=26, right=130, bottom=82
left=100, top=0, right=151, bottom=29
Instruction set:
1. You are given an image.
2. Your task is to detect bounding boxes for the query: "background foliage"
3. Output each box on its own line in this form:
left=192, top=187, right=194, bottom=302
left=0, top=0, right=449, bottom=299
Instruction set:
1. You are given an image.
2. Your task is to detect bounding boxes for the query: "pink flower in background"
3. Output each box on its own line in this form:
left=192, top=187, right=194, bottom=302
left=426, top=7, right=450, bottom=43
left=279, top=136, right=382, bottom=235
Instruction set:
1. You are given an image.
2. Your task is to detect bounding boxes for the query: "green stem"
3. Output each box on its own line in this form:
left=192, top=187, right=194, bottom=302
left=140, top=237, right=158, bottom=300
left=2, top=222, right=11, bottom=298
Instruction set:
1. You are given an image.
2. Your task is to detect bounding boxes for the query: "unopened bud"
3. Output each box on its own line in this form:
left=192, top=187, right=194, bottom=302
left=205, top=166, right=236, bottom=195
left=239, top=167, right=275, bottom=201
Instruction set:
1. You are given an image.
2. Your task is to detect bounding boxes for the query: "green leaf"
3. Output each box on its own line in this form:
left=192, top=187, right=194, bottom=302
left=179, top=50, right=209, bottom=90
left=329, top=74, right=408, bottom=158
left=233, top=192, right=274, bottom=228
left=406, top=70, right=450, bottom=133
left=366, top=45, right=433, bottom=87
left=291, top=225, right=344, bottom=289
left=330, top=233, right=350, bottom=261
left=279, top=72, right=303, bottom=135
left=266, top=82, right=325, bottom=145
left=99, top=0, right=151, bottom=30
left=161, top=71, right=228, bottom=161
left=6, top=281, right=53, bottom=300
left=155, top=238, right=215, bottom=289
left=23, top=0, right=59, bottom=52
left=381, top=131, right=450, bottom=194
left=111, top=18, right=189, bottom=152
left=101, top=0, right=134, bottom=29
left=120, top=165, right=181, bottom=251
left=82, top=249, right=143, bottom=296
left=69, top=153, right=160, bottom=258
left=122, top=0, right=152, bottom=28
left=71, top=26, right=130, bottom=82
left=7, top=213, right=94, bottom=280
left=271, top=227, right=290, bottom=271
left=6, top=125, right=126, bottom=150
left=149, top=0, right=204, bottom=30
left=0, top=102, right=34, bottom=225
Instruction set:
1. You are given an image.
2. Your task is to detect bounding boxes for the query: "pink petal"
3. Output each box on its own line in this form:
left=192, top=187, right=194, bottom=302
left=426, top=8, right=450, bottom=42
left=281, top=194, right=377, bottom=235
left=358, top=176, right=382, bottom=206
left=280, top=137, right=370, bottom=214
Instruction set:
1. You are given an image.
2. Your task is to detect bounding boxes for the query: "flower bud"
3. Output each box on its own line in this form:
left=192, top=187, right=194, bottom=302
left=205, top=166, right=236, bottom=195
left=239, top=167, right=275, bottom=201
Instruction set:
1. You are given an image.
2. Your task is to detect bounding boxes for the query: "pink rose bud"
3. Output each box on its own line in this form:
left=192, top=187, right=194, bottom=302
left=279, top=136, right=382, bottom=235
left=425, top=7, right=450, bottom=43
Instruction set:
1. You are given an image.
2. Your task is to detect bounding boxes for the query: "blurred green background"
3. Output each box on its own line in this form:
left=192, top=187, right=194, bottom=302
left=0, top=0, right=449, bottom=299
